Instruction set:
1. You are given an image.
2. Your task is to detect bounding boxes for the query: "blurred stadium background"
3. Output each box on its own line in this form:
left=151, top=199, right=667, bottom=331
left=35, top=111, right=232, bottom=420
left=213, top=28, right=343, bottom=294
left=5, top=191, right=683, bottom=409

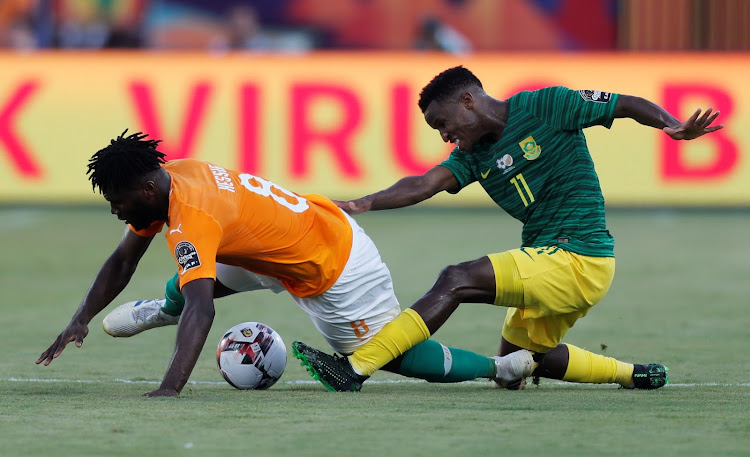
left=0, top=0, right=748, bottom=207
left=1, top=2, right=749, bottom=456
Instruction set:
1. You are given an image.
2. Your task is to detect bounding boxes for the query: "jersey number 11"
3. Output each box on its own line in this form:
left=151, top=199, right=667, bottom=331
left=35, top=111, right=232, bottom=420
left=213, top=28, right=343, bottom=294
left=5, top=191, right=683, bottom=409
left=510, top=173, right=535, bottom=207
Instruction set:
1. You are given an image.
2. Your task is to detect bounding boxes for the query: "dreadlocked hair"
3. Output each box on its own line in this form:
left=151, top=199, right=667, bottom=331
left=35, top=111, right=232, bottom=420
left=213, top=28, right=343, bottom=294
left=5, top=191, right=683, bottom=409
left=417, top=66, right=483, bottom=113
left=87, top=130, right=166, bottom=194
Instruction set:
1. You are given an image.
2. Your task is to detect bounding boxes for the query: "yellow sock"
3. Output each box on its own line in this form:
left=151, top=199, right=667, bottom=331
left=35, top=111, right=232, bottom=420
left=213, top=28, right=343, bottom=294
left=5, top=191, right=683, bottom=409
left=562, top=344, right=634, bottom=387
left=349, top=309, right=431, bottom=376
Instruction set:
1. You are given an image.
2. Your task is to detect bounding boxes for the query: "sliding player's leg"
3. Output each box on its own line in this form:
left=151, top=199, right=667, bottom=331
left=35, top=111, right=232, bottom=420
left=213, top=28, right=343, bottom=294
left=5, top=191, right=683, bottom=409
left=545, top=343, right=667, bottom=389
left=499, top=337, right=668, bottom=390
left=498, top=251, right=667, bottom=390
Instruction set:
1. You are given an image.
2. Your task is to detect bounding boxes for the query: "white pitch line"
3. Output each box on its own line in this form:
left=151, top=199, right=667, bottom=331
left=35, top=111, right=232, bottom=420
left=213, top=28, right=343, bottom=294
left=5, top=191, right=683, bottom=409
left=3, top=378, right=750, bottom=388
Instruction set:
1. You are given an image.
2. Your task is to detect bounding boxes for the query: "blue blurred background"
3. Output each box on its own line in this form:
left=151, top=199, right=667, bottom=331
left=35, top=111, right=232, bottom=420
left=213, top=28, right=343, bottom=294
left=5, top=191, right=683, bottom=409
left=1, top=0, right=748, bottom=52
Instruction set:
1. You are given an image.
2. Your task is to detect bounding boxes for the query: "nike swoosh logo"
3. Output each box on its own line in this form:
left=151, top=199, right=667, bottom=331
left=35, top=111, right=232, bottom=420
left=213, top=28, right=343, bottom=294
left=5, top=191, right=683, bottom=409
left=481, top=168, right=491, bottom=179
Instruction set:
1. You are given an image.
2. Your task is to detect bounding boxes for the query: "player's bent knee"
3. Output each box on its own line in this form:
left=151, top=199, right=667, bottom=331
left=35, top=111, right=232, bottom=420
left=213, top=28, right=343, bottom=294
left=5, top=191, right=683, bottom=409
left=434, top=264, right=465, bottom=288
left=433, top=263, right=480, bottom=295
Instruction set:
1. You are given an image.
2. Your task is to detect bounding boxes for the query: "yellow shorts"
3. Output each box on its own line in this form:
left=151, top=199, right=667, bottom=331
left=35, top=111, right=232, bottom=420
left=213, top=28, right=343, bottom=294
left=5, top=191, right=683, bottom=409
left=489, top=247, right=615, bottom=353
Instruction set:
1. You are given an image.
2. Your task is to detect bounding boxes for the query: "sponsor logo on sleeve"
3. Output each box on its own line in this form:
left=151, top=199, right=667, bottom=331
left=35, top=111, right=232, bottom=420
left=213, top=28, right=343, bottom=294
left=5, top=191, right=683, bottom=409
left=579, top=90, right=611, bottom=103
left=175, top=241, right=201, bottom=275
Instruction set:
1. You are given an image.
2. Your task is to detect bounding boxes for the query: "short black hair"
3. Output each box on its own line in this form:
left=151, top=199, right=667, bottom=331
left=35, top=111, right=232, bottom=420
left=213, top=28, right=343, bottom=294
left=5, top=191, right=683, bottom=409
left=418, top=66, right=483, bottom=113
left=87, top=130, right=166, bottom=194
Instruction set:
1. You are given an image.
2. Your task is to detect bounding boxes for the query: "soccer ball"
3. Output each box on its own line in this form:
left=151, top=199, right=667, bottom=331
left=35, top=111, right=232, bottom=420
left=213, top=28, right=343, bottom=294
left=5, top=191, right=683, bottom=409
left=216, top=322, right=287, bottom=390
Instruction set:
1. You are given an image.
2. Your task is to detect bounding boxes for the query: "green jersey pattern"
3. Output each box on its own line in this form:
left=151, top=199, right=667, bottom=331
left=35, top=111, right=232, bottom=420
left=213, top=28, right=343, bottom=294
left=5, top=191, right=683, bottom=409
left=440, top=86, right=618, bottom=257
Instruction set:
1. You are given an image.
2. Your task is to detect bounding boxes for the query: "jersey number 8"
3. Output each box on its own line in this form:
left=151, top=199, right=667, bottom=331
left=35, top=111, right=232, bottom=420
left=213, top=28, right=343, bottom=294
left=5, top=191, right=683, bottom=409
left=239, top=173, right=310, bottom=213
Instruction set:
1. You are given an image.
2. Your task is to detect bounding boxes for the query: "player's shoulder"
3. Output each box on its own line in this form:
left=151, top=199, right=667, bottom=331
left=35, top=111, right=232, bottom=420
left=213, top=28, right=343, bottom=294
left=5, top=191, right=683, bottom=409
left=511, top=86, right=571, bottom=102
left=166, top=159, right=219, bottom=203
left=165, top=158, right=218, bottom=183
left=509, top=87, right=577, bottom=116
left=164, top=158, right=206, bottom=171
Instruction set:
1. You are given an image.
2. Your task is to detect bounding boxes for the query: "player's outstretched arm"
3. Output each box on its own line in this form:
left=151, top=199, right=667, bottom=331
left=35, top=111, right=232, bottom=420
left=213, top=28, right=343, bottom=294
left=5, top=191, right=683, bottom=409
left=614, top=94, right=724, bottom=140
left=36, top=229, right=154, bottom=366
left=145, top=278, right=216, bottom=397
left=333, top=165, right=459, bottom=215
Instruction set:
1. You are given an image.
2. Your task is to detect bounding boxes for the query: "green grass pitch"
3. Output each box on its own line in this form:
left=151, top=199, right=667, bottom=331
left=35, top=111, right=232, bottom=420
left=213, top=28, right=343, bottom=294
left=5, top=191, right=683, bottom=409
left=1, top=206, right=749, bottom=457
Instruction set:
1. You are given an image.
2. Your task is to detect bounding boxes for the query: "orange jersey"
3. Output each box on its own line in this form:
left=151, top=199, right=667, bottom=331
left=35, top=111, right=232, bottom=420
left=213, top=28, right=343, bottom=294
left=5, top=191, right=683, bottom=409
left=131, top=159, right=353, bottom=297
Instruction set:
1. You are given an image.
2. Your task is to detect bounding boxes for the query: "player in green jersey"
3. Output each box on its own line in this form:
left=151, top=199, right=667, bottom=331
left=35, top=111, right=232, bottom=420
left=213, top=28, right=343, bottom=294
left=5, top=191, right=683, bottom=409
left=292, top=65, right=724, bottom=392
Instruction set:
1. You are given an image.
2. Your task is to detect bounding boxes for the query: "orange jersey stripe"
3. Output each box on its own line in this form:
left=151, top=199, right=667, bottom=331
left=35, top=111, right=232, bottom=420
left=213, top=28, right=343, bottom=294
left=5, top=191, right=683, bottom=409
left=131, top=159, right=352, bottom=297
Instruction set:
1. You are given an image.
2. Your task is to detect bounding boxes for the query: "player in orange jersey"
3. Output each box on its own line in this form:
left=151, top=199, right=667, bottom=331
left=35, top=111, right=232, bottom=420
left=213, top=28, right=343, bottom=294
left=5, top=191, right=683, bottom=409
left=36, top=131, right=534, bottom=396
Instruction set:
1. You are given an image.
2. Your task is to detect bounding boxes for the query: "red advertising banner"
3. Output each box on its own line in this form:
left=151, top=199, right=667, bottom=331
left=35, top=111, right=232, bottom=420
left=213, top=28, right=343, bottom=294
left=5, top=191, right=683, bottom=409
left=0, top=52, right=746, bottom=205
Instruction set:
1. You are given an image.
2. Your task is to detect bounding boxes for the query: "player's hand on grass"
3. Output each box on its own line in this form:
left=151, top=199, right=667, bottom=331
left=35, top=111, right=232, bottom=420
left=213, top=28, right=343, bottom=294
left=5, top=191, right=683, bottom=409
left=332, top=199, right=371, bottom=215
left=35, top=320, right=89, bottom=366
left=664, top=107, right=724, bottom=140
left=144, top=387, right=179, bottom=398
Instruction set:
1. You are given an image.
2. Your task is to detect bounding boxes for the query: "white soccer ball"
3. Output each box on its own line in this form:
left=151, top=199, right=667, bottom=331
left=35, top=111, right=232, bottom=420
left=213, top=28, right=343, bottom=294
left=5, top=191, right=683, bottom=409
left=216, top=322, right=287, bottom=390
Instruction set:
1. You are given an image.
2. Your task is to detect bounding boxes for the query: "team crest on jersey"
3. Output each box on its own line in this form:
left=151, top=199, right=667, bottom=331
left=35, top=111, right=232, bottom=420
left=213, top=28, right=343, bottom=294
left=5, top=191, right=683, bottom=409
left=175, top=241, right=201, bottom=274
left=579, top=90, right=611, bottom=103
left=519, top=136, right=541, bottom=160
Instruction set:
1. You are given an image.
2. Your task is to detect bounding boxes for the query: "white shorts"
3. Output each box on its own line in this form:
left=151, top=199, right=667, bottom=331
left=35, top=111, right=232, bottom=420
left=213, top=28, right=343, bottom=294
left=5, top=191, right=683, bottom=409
left=216, top=213, right=401, bottom=355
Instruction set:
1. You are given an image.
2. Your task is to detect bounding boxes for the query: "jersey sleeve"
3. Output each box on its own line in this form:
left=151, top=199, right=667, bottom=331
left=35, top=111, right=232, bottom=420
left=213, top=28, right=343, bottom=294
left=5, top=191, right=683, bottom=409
left=439, top=147, right=477, bottom=194
left=165, top=205, right=223, bottom=288
left=521, top=86, right=620, bottom=131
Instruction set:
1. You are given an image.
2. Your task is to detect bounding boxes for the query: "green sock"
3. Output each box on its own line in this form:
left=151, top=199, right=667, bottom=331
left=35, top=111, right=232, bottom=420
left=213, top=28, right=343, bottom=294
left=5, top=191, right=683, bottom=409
left=160, top=273, right=185, bottom=317
left=395, top=339, right=495, bottom=383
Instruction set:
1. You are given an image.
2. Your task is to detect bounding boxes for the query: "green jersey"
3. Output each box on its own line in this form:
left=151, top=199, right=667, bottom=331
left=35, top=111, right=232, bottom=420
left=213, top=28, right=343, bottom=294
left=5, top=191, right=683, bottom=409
left=440, top=86, right=618, bottom=257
